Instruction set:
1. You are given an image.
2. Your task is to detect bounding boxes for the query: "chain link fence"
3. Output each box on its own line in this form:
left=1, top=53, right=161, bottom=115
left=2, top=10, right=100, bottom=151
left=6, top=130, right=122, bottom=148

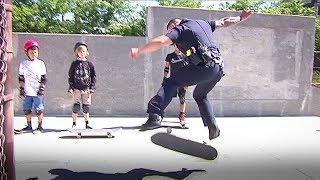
left=0, top=0, right=8, bottom=179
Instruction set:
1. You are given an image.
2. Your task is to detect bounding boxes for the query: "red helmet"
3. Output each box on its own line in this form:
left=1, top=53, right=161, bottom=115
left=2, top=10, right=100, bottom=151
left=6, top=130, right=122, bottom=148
left=23, top=40, right=40, bottom=51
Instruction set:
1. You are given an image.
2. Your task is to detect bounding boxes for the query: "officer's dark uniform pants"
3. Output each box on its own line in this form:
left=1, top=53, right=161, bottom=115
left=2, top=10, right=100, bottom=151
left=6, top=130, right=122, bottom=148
left=147, top=63, right=223, bottom=126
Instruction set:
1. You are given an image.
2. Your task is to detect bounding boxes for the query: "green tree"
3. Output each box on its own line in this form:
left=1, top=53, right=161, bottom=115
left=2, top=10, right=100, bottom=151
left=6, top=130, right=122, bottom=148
left=219, top=0, right=268, bottom=12
left=13, top=0, right=140, bottom=35
left=109, top=5, right=146, bottom=36
left=13, top=0, right=75, bottom=33
left=71, top=0, right=136, bottom=34
left=315, top=18, right=320, bottom=51
left=157, top=0, right=202, bottom=8
left=263, top=0, right=314, bottom=16
left=262, top=0, right=319, bottom=50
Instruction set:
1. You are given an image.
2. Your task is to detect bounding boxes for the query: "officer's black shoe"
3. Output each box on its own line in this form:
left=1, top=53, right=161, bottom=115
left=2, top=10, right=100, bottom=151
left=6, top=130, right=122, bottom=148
left=208, top=123, right=220, bottom=140
left=142, top=113, right=162, bottom=130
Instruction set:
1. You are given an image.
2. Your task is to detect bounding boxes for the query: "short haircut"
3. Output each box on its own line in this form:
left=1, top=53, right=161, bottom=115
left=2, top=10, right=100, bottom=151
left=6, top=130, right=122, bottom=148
left=166, top=18, right=181, bottom=30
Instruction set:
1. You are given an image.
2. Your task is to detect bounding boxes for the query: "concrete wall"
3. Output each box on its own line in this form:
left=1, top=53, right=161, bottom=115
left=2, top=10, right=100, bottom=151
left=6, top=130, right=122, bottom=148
left=13, top=6, right=317, bottom=117
left=13, top=34, right=147, bottom=116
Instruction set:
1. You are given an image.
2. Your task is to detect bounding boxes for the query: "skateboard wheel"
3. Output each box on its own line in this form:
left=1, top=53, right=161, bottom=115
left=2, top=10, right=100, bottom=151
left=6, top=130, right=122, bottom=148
left=167, top=127, right=172, bottom=134
left=77, top=133, right=81, bottom=138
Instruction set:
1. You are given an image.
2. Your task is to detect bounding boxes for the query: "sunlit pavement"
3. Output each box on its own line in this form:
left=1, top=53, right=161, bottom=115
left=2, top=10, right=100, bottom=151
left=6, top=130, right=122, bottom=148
left=13, top=116, right=320, bottom=180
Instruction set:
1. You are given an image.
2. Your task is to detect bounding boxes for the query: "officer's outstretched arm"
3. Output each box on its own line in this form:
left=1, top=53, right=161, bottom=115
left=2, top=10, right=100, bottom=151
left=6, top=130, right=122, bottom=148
left=215, top=9, right=253, bottom=29
left=130, top=35, right=172, bottom=59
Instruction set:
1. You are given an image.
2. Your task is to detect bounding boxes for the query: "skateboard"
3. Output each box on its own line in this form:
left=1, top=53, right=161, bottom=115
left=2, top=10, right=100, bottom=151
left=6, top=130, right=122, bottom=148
left=14, top=129, right=35, bottom=135
left=66, top=128, right=120, bottom=139
left=151, top=132, right=218, bottom=160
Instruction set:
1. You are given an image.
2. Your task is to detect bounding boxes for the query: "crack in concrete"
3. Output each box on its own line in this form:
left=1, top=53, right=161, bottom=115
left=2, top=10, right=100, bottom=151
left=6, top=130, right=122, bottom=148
left=296, top=168, right=315, bottom=180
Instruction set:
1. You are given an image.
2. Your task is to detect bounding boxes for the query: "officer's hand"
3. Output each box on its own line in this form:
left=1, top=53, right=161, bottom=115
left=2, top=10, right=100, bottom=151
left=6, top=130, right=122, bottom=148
left=240, top=9, right=254, bottom=21
left=129, top=48, right=140, bottom=59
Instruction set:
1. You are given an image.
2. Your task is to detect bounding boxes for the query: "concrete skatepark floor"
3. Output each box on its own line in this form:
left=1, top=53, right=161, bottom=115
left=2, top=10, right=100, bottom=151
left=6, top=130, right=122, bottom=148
left=13, top=116, right=320, bottom=180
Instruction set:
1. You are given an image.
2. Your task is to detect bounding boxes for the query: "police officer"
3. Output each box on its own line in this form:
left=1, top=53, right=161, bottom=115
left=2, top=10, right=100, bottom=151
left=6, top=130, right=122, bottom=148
left=130, top=9, right=253, bottom=140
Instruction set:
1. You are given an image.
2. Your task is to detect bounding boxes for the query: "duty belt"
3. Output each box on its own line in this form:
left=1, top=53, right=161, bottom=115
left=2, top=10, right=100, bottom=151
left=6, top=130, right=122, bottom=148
left=185, top=46, right=224, bottom=68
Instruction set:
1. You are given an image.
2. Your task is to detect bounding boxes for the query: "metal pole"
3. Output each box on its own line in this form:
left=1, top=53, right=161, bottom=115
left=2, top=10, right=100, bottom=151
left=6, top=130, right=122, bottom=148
left=3, top=0, right=15, bottom=179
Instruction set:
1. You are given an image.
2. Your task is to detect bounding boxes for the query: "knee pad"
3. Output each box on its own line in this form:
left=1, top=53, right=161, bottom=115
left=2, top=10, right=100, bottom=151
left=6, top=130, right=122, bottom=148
left=35, top=110, right=43, bottom=115
left=82, top=104, right=90, bottom=113
left=23, top=109, right=32, bottom=115
left=178, top=88, right=186, bottom=104
left=72, top=103, right=81, bottom=113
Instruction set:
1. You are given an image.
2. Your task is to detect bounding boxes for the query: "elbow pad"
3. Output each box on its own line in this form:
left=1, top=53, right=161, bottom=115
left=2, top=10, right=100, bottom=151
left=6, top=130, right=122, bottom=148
left=164, top=67, right=169, bottom=73
left=40, top=75, right=47, bottom=84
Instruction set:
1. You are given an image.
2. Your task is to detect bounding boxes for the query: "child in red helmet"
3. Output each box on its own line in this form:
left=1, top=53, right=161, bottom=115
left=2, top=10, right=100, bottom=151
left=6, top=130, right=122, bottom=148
left=18, top=40, right=47, bottom=132
left=163, top=44, right=188, bottom=128
left=68, top=42, right=96, bottom=129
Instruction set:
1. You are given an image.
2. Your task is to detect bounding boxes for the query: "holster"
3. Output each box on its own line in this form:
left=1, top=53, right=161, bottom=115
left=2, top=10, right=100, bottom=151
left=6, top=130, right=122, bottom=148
left=198, top=41, right=224, bottom=68
left=185, top=42, right=224, bottom=68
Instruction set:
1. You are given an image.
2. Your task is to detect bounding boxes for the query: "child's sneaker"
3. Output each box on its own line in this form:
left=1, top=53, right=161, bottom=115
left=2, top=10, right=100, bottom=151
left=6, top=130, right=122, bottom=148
left=179, top=113, right=186, bottom=127
left=86, top=125, right=92, bottom=129
left=20, top=126, right=32, bottom=132
left=34, top=126, right=44, bottom=133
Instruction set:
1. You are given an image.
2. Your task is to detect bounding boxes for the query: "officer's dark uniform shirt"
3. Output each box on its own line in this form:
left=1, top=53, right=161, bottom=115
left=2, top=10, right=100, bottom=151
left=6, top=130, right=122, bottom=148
left=165, top=52, right=187, bottom=75
left=165, top=19, right=218, bottom=56
left=68, top=60, right=96, bottom=91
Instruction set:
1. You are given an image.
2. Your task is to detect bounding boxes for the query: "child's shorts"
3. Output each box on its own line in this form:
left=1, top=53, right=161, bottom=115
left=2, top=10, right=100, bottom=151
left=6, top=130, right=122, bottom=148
left=72, top=89, right=92, bottom=105
left=23, top=96, right=45, bottom=111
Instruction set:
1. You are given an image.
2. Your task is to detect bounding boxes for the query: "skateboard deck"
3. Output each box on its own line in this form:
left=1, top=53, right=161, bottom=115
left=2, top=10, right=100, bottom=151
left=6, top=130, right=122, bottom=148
left=14, top=129, right=35, bottom=135
left=66, top=128, right=120, bottom=138
left=151, top=132, right=218, bottom=160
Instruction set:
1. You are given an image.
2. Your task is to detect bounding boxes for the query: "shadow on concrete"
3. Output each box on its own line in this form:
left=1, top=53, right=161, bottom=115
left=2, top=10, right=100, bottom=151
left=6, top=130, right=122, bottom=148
left=14, top=128, right=68, bottom=135
left=43, top=168, right=206, bottom=180
left=110, top=126, right=142, bottom=130
left=151, top=133, right=218, bottom=160
left=161, top=120, right=182, bottom=124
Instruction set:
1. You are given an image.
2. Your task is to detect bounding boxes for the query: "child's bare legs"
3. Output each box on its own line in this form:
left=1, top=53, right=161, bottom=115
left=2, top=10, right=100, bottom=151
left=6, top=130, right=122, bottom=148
left=33, top=97, right=45, bottom=131
left=179, top=103, right=186, bottom=125
left=72, top=112, right=78, bottom=128
left=26, top=113, right=32, bottom=123
left=21, top=96, right=33, bottom=131
left=178, top=87, right=187, bottom=126
left=21, top=112, right=32, bottom=131
left=83, top=112, right=91, bottom=129
left=35, top=111, right=44, bottom=131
